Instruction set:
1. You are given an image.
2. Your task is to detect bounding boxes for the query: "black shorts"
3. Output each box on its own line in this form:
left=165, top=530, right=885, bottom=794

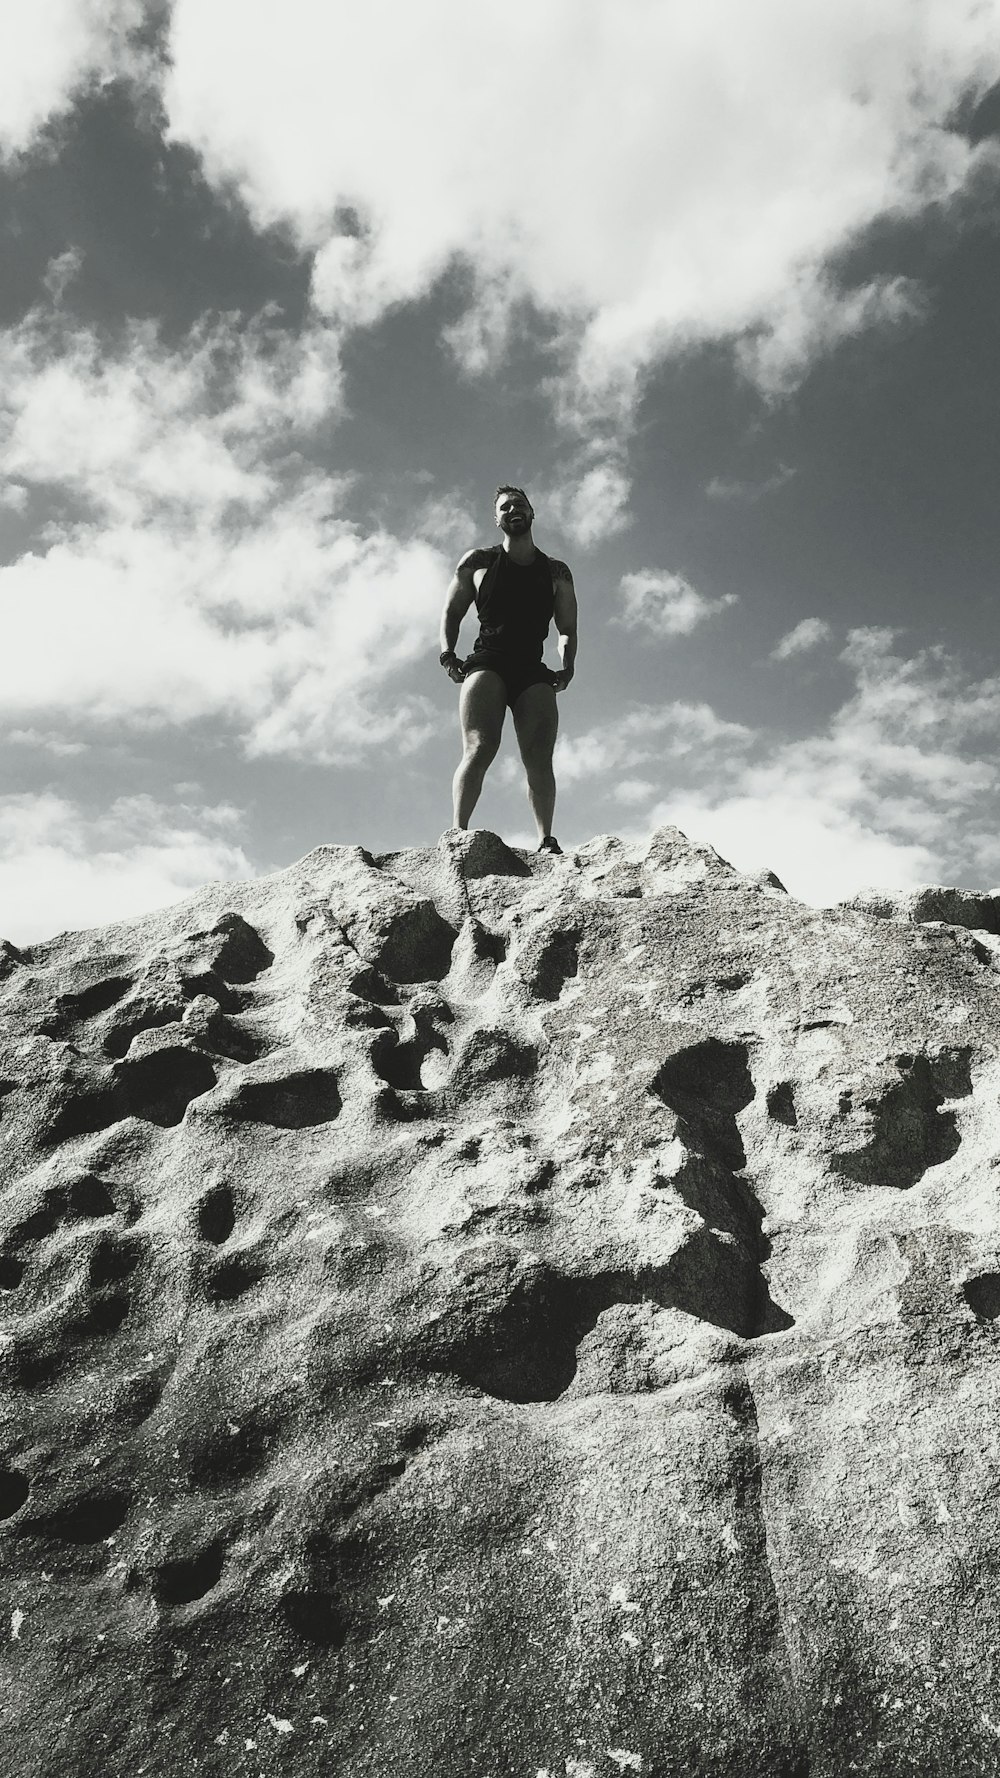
left=462, top=653, right=557, bottom=711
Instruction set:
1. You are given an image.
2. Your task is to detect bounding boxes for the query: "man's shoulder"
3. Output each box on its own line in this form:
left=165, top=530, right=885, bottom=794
left=456, top=544, right=500, bottom=575
left=545, top=554, right=574, bottom=585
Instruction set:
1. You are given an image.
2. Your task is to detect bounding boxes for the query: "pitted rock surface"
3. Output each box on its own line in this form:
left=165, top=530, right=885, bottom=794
left=1, top=828, right=1000, bottom=1775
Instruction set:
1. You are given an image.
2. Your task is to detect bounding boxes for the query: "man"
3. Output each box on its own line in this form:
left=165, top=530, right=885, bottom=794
left=439, top=485, right=578, bottom=855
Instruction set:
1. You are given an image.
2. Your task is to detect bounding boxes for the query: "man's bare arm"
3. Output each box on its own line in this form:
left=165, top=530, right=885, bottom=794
left=439, top=548, right=492, bottom=661
left=551, top=560, right=578, bottom=688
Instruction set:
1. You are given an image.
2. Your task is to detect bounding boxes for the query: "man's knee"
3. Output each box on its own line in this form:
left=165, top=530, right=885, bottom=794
left=524, top=756, right=555, bottom=787
left=463, top=732, right=500, bottom=769
left=519, top=727, right=555, bottom=772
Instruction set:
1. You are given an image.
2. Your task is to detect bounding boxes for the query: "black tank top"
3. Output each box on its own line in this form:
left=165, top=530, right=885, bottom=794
left=471, top=547, right=555, bottom=661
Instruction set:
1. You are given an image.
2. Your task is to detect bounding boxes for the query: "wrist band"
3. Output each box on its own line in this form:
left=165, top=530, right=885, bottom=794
left=440, top=650, right=458, bottom=666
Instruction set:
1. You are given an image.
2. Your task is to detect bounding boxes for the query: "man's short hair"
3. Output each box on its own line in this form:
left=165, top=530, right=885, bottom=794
left=495, top=483, right=531, bottom=507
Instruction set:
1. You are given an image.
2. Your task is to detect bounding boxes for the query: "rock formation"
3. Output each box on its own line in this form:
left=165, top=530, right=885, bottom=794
left=2, top=826, right=1000, bottom=1776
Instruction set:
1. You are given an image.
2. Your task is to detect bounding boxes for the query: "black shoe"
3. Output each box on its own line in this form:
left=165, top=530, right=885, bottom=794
left=537, top=836, right=562, bottom=855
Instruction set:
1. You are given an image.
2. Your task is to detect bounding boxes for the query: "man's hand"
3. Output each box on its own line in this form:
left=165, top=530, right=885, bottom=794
left=440, top=649, right=466, bottom=684
left=551, top=667, right=574, bottom=692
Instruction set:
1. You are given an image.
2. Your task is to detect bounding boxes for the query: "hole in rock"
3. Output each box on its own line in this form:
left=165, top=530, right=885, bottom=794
left=370, top=1027, right=449, bottom=1092
left=68, top=1174, right=117, bottom=1218
left=205, top=1253, right=266, bottom=1303
left=373, top=1088, right=430, bottom=1123
left=10, top=1189, right=66, bottom=1245
left=226, top=1069, right=342, bottom=1129
left=0, top=1254, right=24, bottom=1289
left=89, top=1234, right=143, bottom=1287
left=477, top=927, right=507, bottom=968
left=651, top=1038, right=755, bottom=1172
left=440, top=1267, right=626, bottom=1402
left=439, top=1248, right=789, bottom=1404
left=104, top=1004, right=185, bottom=1060
left=8, top=1346, right=62, bottom=1390
left=179, top=970, right=242, bottom=1013
left=84, top=1291, right=131, bottom=1335
left=524, top=928, right=581, bottom=1001
left=964, top=1274, right=1000, bottom=1320
left=193, top=1013, right=264, bottom=1064
left=35, top=1487, right=133, bottom=1543
left=56, top=976, right=134, bottom=1021
left=347, top=966, right=400, bottom=1007
left=832, top=1052, right=970, bottom=1190
left=363, top=902, right=457, bottom=985
left=280, top=1587, right=348, bottom=1648
left=153, top=1540, right=225, bottom=1605
left=0, top=1467, right=30, bottom=1518
left=198, top=1184, right=236, bottom=1245
left=399, top=1420, right=433, bottom=1454
left=181, top=1415, right=274, bottom=1487
left=116, top=1047, right=218, bottom=1126
left=117, top=1371, right=164, bottom=1426
left=454, top=1028, right=539, bottom=1086
left=46, top=1089, right=122, bottom=1146
left=766, top=1082, right=797, bottom=1127
left=208, top=914, right=274, bottom=984
left=345, top=999, right=396, bottom=1032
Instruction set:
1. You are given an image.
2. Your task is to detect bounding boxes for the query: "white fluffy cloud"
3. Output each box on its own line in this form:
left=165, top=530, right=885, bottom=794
left=0, top=0, right=145, bottom=157
left=0, top=300, right=447, bottom=760
left=546, top=463, right=632, bottom=551
left=636, top=629, right=1000, bottom=903
left=0, top=792, right=254, bottom=944
left=162, top=0, right=1000, bottom=414
left=555, top=704, right=753, bottom=788
left=615, top=571, right=738, bottom=638
left=771, top=618, right=834, bottom=661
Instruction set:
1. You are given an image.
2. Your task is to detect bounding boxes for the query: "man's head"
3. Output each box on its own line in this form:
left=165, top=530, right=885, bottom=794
left=495, top=484, right=534, bottom=535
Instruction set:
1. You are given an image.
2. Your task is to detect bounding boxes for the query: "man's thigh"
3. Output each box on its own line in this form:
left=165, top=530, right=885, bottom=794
left=512, top=680, right=558, bottom=763
left=459, top=668, right=508, bottom=749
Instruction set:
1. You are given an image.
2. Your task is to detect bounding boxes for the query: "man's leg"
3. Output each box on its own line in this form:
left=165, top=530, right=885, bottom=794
left=452, top=670, right=507, bottom=828
left=512, top=681, right=559, bottom=840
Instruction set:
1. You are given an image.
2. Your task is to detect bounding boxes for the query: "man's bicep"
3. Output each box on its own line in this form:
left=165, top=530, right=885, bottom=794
left=446, top=554, right=480, bottom=615
left=553, top=567, right=578, bottom=634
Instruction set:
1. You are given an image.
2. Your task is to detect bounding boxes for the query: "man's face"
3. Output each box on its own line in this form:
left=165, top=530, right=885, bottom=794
left=496, top=490, right=533, bottom=534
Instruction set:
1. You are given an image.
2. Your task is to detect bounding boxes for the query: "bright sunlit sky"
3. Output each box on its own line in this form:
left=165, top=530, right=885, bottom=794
left=6, top=1, right=1000, bottom=941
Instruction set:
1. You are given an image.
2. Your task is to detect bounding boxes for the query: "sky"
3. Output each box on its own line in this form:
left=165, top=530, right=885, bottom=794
left=5, top=1, right=1000, bottom=941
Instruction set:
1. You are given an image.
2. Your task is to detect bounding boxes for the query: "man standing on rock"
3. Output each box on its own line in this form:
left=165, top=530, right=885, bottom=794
left=439, top=485, right=578, bottom=855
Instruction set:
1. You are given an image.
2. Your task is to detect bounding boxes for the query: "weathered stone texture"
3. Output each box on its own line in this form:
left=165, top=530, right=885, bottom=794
left=2, top=827, right=1000, bottom=1776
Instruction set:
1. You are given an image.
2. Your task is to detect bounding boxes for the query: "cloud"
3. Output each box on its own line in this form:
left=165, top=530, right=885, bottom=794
left=615, top=570, right=738, bottom=639
left=663, top=789, right=938, bottom=907
left=736, top=273, right=927, bottom=399
left=42, top=245, right=84, bottom=305
left=7, top=728, right=88, bottom=757
left=706, top=466, right=795, bottom=502
left=0, top=298, right=448, bottom=761
left=0, top=295, right=344, bottom=526
left=162, top=0, right=1000, bottom=409
left=546, top=463, right=632, bottom=550
left=0, top=0, right=147, bottom=159
left=615, top=778, right=658, bottom=807
left=771, top=618, right=834, bottom=661
left=0, top=791, right=255, bottom=944
left=555, top=704, right=753, bottom=788
left=639, top=629, right=1000, bottom=903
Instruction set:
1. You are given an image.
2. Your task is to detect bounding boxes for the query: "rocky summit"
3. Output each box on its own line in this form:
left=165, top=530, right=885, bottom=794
left=3, top=827, right=1000, bottom=1778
